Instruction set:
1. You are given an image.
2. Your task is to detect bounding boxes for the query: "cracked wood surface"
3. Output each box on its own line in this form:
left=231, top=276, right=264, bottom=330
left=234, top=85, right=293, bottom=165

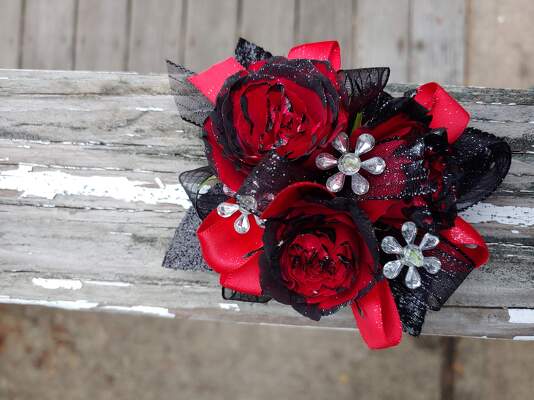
left=0, top=69, right=533, bottom=339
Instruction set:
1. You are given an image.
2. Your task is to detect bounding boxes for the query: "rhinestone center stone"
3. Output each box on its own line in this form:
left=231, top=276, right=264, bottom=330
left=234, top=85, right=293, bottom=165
left=338, top=153, right=361, bottom=175
left=403, top=244, right=424, bottom=268
left=237, top=195, right=257, bottom=213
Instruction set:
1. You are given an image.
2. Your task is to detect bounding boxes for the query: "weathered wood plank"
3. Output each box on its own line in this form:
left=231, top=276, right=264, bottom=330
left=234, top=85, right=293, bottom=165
left=0, top=69, right=533, bottom=339
left=128, top=0, right=185, bottom=73
left=296, top=0, right=353, bottom=67
left=0, top=0, right=22, bottom=68
left=467, top=0, right=534, bottom=89
left=21, top=0, right=77, bottom=70
left=239, top=0, right=295, bottom=56
left=184, top=0, right=239, bottom=71
left=353, top=0, right=410, bottom=83
left=410, top=0, right=466, bottom=84
left=74, top=0, right=130, bottom=71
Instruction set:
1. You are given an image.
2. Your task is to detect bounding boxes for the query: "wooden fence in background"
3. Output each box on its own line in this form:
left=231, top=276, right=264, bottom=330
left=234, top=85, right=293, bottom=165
left=0, top=0, right=533, bottom=87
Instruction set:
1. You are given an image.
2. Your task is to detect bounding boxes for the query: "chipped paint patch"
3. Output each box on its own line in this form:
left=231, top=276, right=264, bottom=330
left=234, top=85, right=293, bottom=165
left=219, top=303, right=240, bottom=312
left=101, top=305, right=175, bottom=318
left=32, top=278, right=83, bottom=290
left=461, top=203, right=534, bottom=226
left=0, top=297, right=98, bottom=310
left=508, top=309, right=534, bottom=324
left=0, top=164, right=191, bottom=208
left=513, top=336, right=534, bottom=341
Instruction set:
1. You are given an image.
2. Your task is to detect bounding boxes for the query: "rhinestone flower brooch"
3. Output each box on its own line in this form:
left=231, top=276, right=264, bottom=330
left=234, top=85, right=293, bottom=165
left=316, top=132, right=386, bottom=195
left=216, top=186, right=265, bottom=234
left=380, top=222, right=442, bottom=289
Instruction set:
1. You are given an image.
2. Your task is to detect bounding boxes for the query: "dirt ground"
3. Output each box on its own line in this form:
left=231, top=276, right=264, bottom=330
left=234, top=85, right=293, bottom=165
left=0, top=305, right=533, bottom=400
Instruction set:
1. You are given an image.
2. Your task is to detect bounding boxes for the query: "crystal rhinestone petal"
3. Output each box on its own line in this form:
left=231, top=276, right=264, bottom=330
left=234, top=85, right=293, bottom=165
left=419, top=233, right=440, bottom=250
left=234, top=213, right=251, bottom=234
left=401, top=221, right=417, bottom=244
left=222, top=185, right=236, bottom=197
left=405, top=266, right=422, bottom=289
left=355, top=133, right=375, bottom=155
left=361, top=157, right=385, bottom=175
left=423, top=257, right=442, bottom=274
left=315, top=153, right=338, bottom=170
left=402, top=244, right=425, bottom=268
left=338, top=153, right=361, bottom=175
left=237, top=195, right=257, bottom=212
left=381, top=236, right=403, bottom=254
left=351, top=173, right=369, bottom=195
left=332, top=132, right=349, bottom=154
left=217, top=202, right=239, bottom=218
left=254, top=215, right=266, bottom=228
left=383, top=260, right=404, bottom=279
left=326, top=171, right=346, bottom=192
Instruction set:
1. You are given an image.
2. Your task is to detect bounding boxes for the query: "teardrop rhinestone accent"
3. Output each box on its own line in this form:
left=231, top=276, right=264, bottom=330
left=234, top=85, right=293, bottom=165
left=222, top=185, right=236, bottom=197
left=423, top=257, right=442, bottom=274
left=326, top=171, right=346, bottom=192
left=361, top=157, right=386, bottom=175
left=315, top=153, right=338, bottom=170
left=217, top=202, right=239, bottom=218
left=338, top=153, right=361, bottom=175
left=234, top=213, right=251, bottom=234
left=351, top=173, right=369, bottom=195
left=405, top=266, right=422, bottom=289
left=355, top=133, right=375, bottom=155
left=236, top=194, right=257, bottom=213
left=332, top=132, right=349, bottom=154
left=381, top=236, right=403, bottom=254
left=254, top=215, right=266, bottom=228
left=419, top=233, right=440, bottom=250
left=401, top=221, right=417, bottom=244
left=383, top=260, right=404, bottom=279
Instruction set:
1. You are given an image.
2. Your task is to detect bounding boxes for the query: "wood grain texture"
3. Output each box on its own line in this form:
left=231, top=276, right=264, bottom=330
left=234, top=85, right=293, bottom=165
left=296, top=0, right=353, bottom=67
left=467, top=0, right=534, bottom=89
left=0, top=0, right=22, bottom=68
left=353, top=0, right=410, bottom=83
left=184, top=0, right=239, bottom=71
left=128, top=0, right=185, bottom=73
left=410, top=0, right=466, bottom=85
left=239, top=0, right=295, bottom=56
left=75, top=0, right=130, bottom=71
left=21, top=0, right=77, bottom=70
left=0, top=69, right=533, bottom=339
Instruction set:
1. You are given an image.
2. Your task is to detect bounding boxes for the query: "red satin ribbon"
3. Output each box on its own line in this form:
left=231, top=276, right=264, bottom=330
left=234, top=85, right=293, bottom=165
left=441, top=216, right=489, bottom=268
left=287, top=41, right=341, bottom=71
left=351, top=280, right=402, bottom=349
left=414, top=82, right=470, bottom=144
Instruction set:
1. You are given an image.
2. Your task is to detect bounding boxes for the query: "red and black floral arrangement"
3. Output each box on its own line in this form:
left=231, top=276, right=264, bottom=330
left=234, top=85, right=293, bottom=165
left=166, top=39, right=511, bottom=349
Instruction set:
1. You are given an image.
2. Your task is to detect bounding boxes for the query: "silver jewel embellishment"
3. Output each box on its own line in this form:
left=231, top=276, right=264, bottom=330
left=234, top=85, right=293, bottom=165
left=315, top=132, right=385, bottom=195
left=217, top=193, right=265, bottom=234
left=380, top=221, right=441, bottom=290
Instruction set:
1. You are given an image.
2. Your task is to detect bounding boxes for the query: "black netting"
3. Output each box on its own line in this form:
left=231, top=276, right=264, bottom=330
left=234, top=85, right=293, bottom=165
left=234, top=37, right=273, bottom=68
left=167, top=60, right=213, bottom=127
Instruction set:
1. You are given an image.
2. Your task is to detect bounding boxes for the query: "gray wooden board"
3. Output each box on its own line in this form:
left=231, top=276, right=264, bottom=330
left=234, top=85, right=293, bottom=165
left=74, top=0, right=130, bottom=71
left=21, top=0, right=77, bottom=70
left=0, top=0, right=22, bottom=69
left=0, top=69, right=533, bottom=339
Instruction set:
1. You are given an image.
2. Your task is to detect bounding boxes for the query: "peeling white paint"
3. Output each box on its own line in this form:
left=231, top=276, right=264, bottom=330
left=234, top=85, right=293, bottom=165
left=101, top=305, right=175, bottom=318
left=508, top=309, right=534, bottom=324
left=32, top=278, right=83, bottom=290
left=134, top=107, right=164, bottom=112
left=461, top=203, right=534, bottom=227
left=513, top=336, right=534, bottom=341
left=0, top=164, right=191, bottom=208
left=0, top=77, right=9, bottom=80
left=219, top=303, right=240, bottom=312
left=84, top=280, right=131, bottom=287
left=0, top=297, right=98, bottom=310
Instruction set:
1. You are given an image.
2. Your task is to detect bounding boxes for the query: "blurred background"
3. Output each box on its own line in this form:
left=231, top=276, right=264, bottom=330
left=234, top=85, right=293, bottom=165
left=0, top=0, right=533, bottom=88
left=1, top=0, right=533, bottom=399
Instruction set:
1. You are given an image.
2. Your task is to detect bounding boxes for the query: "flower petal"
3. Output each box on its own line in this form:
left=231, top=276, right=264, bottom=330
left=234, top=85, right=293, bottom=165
left=401, top=221, right=417, bottom=245
left=381, top=236, right=403, bottom=254
left=383, top=260, right=404, bottom=279
left=423, top=257, right=442, bottom=274
left=355, top=133, right=375, bottom=156
left=419, top=232, right=440, bottom=250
